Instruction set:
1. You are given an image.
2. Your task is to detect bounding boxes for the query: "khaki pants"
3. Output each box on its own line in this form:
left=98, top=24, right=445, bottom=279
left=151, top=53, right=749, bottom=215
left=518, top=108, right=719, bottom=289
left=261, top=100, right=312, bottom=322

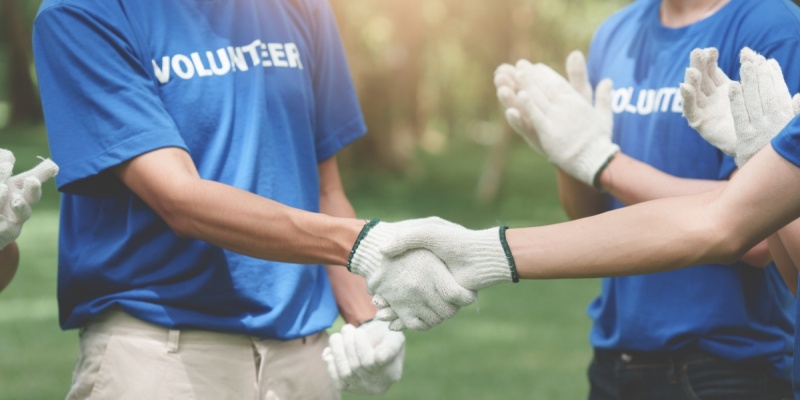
left=66, top=310, right=339, bottom=400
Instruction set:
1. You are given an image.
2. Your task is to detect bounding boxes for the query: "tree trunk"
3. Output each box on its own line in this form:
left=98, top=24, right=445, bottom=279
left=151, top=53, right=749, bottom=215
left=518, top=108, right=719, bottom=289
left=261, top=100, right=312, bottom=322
left=4, top=0, right=42, bottom=124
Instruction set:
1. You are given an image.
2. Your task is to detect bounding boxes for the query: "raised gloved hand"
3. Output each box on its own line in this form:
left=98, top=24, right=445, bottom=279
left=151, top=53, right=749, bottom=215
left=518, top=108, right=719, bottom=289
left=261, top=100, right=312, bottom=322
left=0, top=150, right=59, bottom=250
left=681, top=47, right=800, bottom=166
left=322, top=320, right=405, bottom=396
left=728, top=48, right=797, bottom=165
left=348, top=219, right=477, bottom=331
left=495, top=63, right=544, bottom=153
left=680, top=48, right=738, bottom=157
left=509, top=59, right=618, bottom=187
left=366, top=217, right=517, bottom=327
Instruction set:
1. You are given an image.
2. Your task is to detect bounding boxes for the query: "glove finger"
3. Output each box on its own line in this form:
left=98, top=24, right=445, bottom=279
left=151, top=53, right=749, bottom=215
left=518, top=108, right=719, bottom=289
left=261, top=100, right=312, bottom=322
left=0, top=150, right=15, bottom=168
left=353, top=327, right=377, bottom=370
left=494, top=73, right=517, bottom=92
left=388, top=318, right=407, bottom=331
left=494, top=63, right=516, bottom=81
left=395, top=313, right=431, bottom=331
left=497, top=86, right=518, bottom=109
left=767, top=59, right=792, bottom=105
left=437, top=279, right=477, bottom=308
left=11, top=159, right=58, bottom=186
left=739, top=46, right=765, bottom=65
left=341, top=325, right=362, bottom=378
left=321, top=347, right=344, bottom=391
left=375, top=307, right=398, bottom=322
left=329, top=332, right=353, bottom=381
left=792, top=93, right=800, bottom=115
left=10, top=193, right=32, bottom=224
left=729, top=82, right=748, bottom=137
left=518, top=89, right=551, bottom=134
left=20, top=177, right=42, bottom=205
left=0, top=185, right=9, bottom=208
left=372, top=294, right=389, bottom=308
left=594, top=78, right=614, bottom=131
left=565, top=50, right=592, bottom=102
left=373, top=331, right=405, bottom=366
left=739, top=61, right=764, bottom=120
left=0, top=162, right=13, bottom=184
left=703, top=48, right=726, bottom=89
left=680, top=83, right=698, bottom=120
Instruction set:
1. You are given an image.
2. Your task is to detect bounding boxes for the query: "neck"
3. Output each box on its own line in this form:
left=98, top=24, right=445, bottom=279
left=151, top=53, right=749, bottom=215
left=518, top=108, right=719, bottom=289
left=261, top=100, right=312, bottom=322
left=660, top=0, right=730, bottom=28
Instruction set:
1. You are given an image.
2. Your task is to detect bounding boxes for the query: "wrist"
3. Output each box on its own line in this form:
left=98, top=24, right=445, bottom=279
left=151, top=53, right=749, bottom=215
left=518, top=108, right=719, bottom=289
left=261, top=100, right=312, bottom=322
left=346, top=218, right=380, bottom=273
left=593, top=151, right=618, bottom=193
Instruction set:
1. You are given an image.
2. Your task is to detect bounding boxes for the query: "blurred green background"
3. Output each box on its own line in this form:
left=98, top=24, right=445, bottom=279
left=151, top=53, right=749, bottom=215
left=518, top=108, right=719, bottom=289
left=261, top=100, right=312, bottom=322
left=0, top=0, right=635, bottom=398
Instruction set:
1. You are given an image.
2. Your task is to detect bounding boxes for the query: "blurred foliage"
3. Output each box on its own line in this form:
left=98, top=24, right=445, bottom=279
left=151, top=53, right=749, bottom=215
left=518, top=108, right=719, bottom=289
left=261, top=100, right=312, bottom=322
left=330, top=0, right=629, bottom=170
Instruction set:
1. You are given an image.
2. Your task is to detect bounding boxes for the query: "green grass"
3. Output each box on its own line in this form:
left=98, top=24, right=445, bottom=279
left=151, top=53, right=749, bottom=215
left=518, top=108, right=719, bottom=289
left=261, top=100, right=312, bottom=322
left=0, top=124, right=600, bottom=399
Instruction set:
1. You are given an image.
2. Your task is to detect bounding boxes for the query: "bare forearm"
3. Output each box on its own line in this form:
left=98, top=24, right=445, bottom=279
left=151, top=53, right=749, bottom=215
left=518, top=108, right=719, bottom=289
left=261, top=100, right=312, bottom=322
left=115, top=148, right=364, bottom=267
left=767, top=234, right=797, bottom=296
left=556, top=169, right=606, bottom=219
left=0, top=242, right=20, bottom=293
left=319, top=158, right=376, bottom=326
left=507, top=148, right=800, bottom=279
left=599, top=153, right=727, bottom=203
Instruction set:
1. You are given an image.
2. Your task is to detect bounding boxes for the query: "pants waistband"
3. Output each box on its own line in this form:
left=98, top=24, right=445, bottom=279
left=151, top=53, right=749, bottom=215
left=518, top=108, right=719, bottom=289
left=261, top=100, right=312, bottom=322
left=593, top=347, right=719, bottom=365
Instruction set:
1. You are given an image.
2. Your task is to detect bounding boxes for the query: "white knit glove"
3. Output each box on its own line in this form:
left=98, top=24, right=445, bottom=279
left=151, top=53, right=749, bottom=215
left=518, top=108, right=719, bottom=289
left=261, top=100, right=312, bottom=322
left=682, top=47, right=800, bottom=166
left=348, top=219, right=477, bottom=331
left=495, top=63, right=544, bottom=153
left=366, top=217, right=516, bottom=327
left=728, top=49, right=798, bottom=165
left=680, top=48, right=738, bottom=157
left=322, top=321, right=405, bottom=396
left=511, top=60, right=619, bottom=186
left=0, top=150, right=59, bottom=250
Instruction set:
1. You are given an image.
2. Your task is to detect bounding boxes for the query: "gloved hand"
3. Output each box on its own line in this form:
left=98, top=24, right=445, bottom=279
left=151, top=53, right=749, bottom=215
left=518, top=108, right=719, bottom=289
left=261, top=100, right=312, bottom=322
left=682, top=47, right=800, bottom=166
left=728, top=48, right=797, bottom=165
left=366, top=217, right=516, bottom=327
left=680, top=47, right=738, bottom=157
left=510, top=60, right=619, bottom=187
left=347, top=219, right=477, bottom=331
left=0, top=150, right=59, bottom=250
left=495, top=63, right=544, bottom=153
left=322, top=321, right=405, bottom=395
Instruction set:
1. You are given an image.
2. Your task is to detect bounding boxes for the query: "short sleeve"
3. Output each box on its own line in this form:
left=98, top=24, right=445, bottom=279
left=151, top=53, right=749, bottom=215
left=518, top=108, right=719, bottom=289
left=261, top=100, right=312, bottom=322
left=33, top=4, right=187, bottom=195
left=308, top=0, right=366, bottom=162
left=772, top=115, right=800, bottom=168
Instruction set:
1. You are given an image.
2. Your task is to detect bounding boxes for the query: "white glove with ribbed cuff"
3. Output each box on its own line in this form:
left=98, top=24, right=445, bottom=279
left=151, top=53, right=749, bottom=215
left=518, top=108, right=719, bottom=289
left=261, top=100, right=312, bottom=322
left=347, top=219, right=478, bottom=331
left=322, top=320, right=405, bottom=396
left=682, top=47, right=800, bottom=166
left=512, top=60, right=619, bottom=187
left=729, top=49, right=797, bottom=165
left=369, top=217, right=517, bottom=327
left=680, top=47, right=738, bottom=158
left=0, top=150, right=59, bottom=250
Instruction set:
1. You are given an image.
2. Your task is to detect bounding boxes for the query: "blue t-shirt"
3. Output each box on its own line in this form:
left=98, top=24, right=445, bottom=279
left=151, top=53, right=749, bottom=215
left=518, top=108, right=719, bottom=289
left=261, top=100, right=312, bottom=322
left=772, top=116, right=800, bottom=398
left=33, top=0, right=366, bottom=340
left=586, top=0, right=800, bottom=377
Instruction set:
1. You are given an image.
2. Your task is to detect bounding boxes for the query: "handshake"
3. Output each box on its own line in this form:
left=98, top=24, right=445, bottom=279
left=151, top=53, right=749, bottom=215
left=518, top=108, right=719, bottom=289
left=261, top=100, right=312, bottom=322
left=347, top=217, right=518, bottom=331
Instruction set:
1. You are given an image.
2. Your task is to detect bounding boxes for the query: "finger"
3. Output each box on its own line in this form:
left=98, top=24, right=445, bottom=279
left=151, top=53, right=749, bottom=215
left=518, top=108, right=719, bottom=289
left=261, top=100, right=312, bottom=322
left=438, top=279, right=478, bottom=308
left=565, top=50, right=591, bottom=102
left=0, top=163, right=13, bottom=183
left=342, top=325, right=361, bottom=376
left=388, top=319, right=407, bottom=331
left=11, top=159, right=58, bottom=185
left=680, top=83, right=698, bottom=119
left=353, top=327, right=376, bottom=369
left=518, top=89, right=550, bottom=129
left=10, top=193, right=32, bottom=223
left=20, top=177, right=42, bottom=205
left=739, top=47, right=765, bottom=65
left=729, top=81, right=749, bottom=133
left=739, top=61, right=764, bottom=120
left=321, top=347, right=344, bottom=391
left=0, top=149, right=15, bottom=167
left=373, top=332, right=405, bottom=366
left=375, top=307, right=398, bottom=322
left=792, top=93, right=800, bottom=115
left=0, top=185, right=9, bottom=207
left=497, top=86, right=518, bottom=109
left=372, top=294, right=389, bottom=308
left=703, top=48, right=725, bottom=89
left=767, top=59, right=791, bottom=104
left=494, top=63, right=516, bottom=79
left=329, top=331, right=353, bottom=380
left=594, top=79, right=613, bottom=120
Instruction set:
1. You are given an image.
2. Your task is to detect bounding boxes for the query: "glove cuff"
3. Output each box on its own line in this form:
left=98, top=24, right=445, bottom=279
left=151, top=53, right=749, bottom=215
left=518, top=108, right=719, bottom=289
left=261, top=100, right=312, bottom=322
left=347, top=218, right=382, bottom=275
left=458, top=227, right=518, bottom=289
left=572, top=140, right=619, bottom=187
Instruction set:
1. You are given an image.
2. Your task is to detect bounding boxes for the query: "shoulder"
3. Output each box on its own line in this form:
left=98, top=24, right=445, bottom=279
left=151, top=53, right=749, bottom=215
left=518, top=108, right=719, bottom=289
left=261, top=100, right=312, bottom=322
left=726, top=0, right=800, bottom=42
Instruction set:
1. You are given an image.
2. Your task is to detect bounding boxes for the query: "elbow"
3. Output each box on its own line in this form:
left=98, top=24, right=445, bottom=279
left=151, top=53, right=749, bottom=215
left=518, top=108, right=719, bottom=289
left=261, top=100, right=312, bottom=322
left=150, top=192, right=198, bottom=240
left=706, top=223, right=752, bottom=266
